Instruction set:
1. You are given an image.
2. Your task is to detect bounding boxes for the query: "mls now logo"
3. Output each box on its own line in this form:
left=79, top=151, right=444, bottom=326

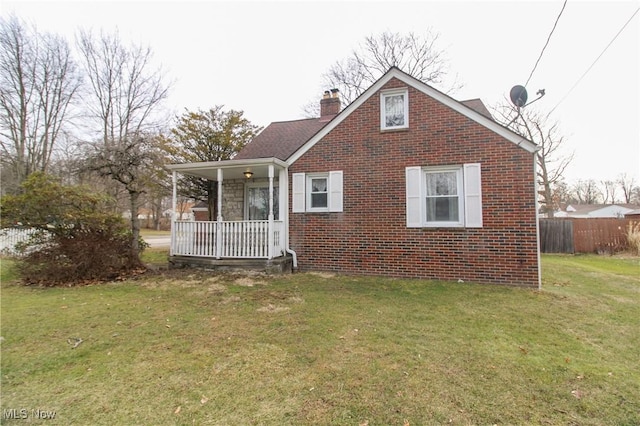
left=2, top=408, right=57, bottom=420
left=3, top=409, right=28, bottom=419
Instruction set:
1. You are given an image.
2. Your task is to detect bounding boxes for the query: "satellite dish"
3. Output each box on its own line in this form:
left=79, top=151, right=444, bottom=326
left=510, top=85, right=528, bottom=108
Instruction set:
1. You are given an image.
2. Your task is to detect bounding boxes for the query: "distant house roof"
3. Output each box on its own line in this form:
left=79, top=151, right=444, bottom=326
left=192, top=201, right=208, bottom=210
left=625, top=209, right=640, bottom=218
left=234, top=118, right=329, bottom=161
left=461, top=98, right=493, bottom=120
left=555, top=203, right=640, bottom=218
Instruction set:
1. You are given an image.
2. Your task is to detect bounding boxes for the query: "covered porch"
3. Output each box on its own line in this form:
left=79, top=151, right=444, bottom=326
left=166, top=158, right=294, bottom=271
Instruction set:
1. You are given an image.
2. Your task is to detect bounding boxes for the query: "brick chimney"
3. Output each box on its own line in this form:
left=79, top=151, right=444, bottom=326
left=320, top=88, right=340, bottom=121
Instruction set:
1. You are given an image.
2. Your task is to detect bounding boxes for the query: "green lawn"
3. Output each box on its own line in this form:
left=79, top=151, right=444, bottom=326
left=1, top=254, right=638, bottom=425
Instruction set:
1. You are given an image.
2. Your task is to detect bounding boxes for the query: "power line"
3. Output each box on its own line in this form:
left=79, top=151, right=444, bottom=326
left=525, top=0, right=568, bottom=87
left=549, top=6, right=640, bottom=115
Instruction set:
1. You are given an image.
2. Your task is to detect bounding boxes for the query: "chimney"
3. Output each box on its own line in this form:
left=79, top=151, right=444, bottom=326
left=320, top=88, right=340, bottom=121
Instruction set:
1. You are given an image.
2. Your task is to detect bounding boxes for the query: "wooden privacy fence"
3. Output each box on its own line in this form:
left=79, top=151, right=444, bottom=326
left=539, top=218, right=637, bottom=253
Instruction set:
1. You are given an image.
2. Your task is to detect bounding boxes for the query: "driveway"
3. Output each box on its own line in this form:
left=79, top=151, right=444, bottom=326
left=143, top=235, right=171, bottom=248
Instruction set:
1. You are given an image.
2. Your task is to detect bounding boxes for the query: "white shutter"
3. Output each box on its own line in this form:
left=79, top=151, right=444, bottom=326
left=292, top=173, right=305, bottom=213
left=463, top=163, right=483, bottom=228
left=329, top=171, right=343, bottom=212
left=405, top=166, right=423, bottom=227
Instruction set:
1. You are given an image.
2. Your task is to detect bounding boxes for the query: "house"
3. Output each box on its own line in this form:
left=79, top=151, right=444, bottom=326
left=554, top=204, right=640, bottom=218
left=625, top=209, right=640, bottom=219
left=166, top=67, right=540, bottom=287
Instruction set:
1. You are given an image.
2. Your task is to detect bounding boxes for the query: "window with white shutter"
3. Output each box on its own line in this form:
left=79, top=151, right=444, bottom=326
left=292, top=171, right=343, bottom=213
left=405, top=164, right=483, bottom=228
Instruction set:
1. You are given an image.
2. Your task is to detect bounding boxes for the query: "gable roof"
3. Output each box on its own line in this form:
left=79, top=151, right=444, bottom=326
left=288, top=67, right=537, bottom=163
left=234, top=117, right=328, bottom=161
left=234, top=67, right=536, bottom=164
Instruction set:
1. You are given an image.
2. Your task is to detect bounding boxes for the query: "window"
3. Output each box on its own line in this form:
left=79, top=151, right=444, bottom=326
left=406, top=164, right=482, bottom=228
left=308, top=175, right=328, bottom=210
left=245, top=184, right=279, bottom=220
left=292, top=171, right=343, bottom=213
left=381, top=89, right=408, bottom=130
left=425, top=167, right=463, bottom=225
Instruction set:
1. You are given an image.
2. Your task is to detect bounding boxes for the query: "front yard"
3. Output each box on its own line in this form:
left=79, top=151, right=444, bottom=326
left=1, top=254, right=638, bottom=425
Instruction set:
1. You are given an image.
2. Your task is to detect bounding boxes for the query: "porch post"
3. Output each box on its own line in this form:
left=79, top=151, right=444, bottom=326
left=171, top=171, right=177, bottom=256
left=216, top=168, right=223, bottom=259
left=268, top=164, right=274, bottom=259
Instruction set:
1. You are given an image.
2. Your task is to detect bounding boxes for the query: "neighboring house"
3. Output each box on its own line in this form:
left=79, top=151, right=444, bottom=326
left=190, top=201, right=208, bottom=221
left=625, top=209, right=640, bottom=219
left=123, top=208, right=153, bottom=220
left=554, top=204, right=640, bottom=218
left=163, top=201, right=196, bottom=221
left=166, top=67, right=540, bottom=287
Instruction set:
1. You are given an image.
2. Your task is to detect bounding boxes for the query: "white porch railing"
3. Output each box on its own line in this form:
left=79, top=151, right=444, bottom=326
left=171, top=220, right=284, bottom=259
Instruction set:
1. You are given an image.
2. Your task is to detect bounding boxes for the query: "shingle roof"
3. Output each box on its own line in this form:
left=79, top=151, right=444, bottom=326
left=461, top=98, right=493, bottom=120
left=234, top=118, right=328, bottom=161
left=234, top=72, right=510, bottom=163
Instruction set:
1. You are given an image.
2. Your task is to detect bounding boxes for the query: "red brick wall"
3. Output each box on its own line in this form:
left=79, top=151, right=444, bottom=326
left=289, top=78, right=540, bottom=287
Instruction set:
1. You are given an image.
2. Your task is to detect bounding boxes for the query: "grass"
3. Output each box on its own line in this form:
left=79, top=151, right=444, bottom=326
left=141, top=247, right=171, bottom=266
left=1, top=254, right=638, bottom=425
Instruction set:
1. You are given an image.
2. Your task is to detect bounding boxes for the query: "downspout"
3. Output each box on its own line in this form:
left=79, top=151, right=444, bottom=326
left=281, top=166, right=298, bottom=270
left=286, top=247, right=298, bottom=270
left=533, top=150, right=542, bottom=290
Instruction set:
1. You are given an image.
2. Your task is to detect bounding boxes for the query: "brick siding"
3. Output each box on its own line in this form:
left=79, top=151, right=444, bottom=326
left=289, top=78, right=539, bottom=287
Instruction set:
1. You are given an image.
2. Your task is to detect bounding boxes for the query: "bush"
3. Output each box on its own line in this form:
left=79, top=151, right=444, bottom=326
left=0, top=173, right=145, bottom=286
left=626, top=221, right=640, bottom=256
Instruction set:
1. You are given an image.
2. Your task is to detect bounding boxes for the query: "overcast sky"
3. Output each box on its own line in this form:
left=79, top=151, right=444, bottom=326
left=3, top=0, right=639, bottom=185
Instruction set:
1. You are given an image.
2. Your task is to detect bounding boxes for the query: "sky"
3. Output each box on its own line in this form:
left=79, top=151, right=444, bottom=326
left=2, top=0, right=639, bottom=185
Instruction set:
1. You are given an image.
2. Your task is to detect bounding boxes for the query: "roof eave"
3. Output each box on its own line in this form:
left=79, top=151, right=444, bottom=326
left=166, top=157, right=288, bottom=172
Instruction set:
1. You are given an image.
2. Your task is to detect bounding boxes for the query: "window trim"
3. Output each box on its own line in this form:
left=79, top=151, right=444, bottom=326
left=405, top=163, right=483, bottom=228
left=306, top=173, right=329, bottom=212
left=423, top=166, right=464, bottom=227
left=292, top=171, right=343, bottom=213
left=380, top=88, right=409, bottom=130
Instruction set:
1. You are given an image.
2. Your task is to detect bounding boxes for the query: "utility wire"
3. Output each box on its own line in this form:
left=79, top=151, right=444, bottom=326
left=549, top=6, right=640, bottom=115
left=525, top=0, right=568, bottom=88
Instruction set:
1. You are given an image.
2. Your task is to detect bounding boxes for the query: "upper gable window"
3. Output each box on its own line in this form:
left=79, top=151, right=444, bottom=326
left=381, top=88, right=408, bottom=130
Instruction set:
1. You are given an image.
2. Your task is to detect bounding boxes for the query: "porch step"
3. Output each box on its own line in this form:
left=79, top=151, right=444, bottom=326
left=168, top=255, right=293, bottom=274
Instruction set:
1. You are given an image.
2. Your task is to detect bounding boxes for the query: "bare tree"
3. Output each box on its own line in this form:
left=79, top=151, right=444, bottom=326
left=617, top=173, right=637, bottom=204
left=303, top=30, right=460, bottom=115
left=0, top=15, right=81, bottom=193
left=76, top=29, right=170, bottom=146
left=86, top=134, right=167, bottom=263
left=572, top=179, right=602, bottom=204
left=76, top=29, right=170, bottom=214
left=601, top=180, right=618, bottom=204
left=494, top=104, right=573, bottom=217
left=551, top=178, right=572, bottom=208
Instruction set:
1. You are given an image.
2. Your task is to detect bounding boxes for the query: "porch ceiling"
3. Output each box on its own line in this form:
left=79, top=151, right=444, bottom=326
left=166, top=157, right=288, bottom=181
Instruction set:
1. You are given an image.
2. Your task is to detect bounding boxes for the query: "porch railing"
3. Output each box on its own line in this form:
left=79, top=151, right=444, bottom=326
left=171, top=220, right=284, bottom=259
